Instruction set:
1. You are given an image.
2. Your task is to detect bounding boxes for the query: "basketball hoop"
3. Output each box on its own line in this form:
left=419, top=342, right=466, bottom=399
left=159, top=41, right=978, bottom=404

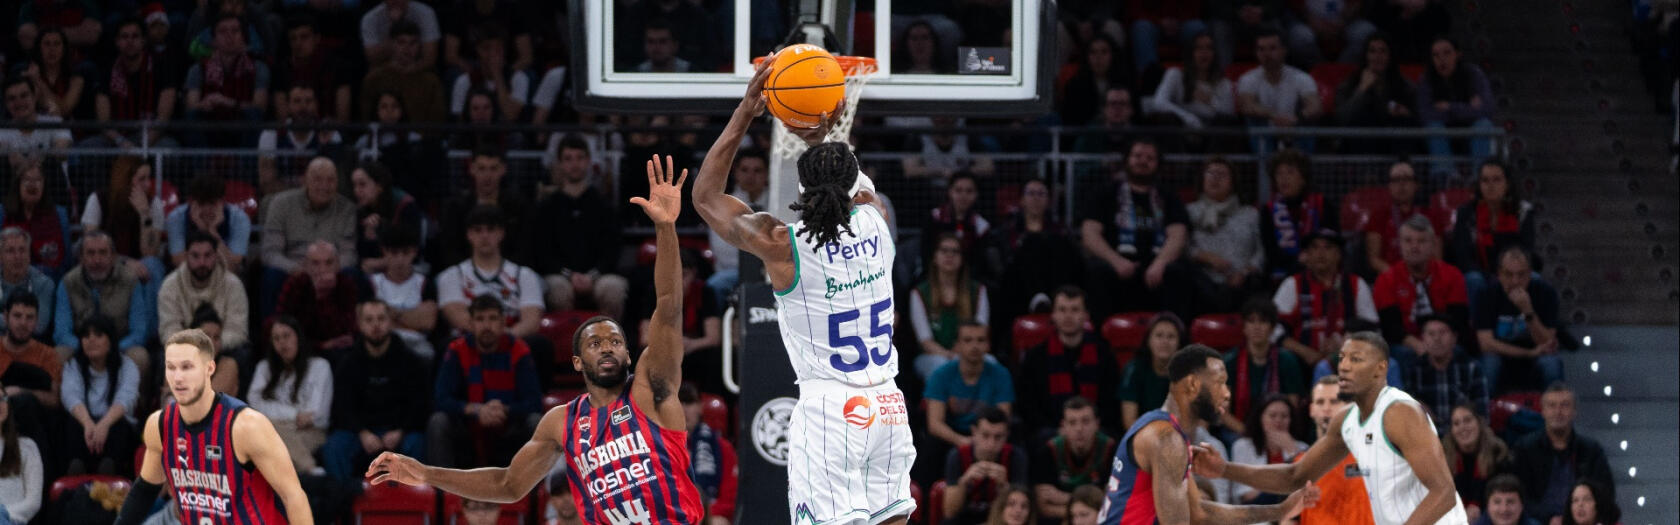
left=753, top=54, right=878, bottom=160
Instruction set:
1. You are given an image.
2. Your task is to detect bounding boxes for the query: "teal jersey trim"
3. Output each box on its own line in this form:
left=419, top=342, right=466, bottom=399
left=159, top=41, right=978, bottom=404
left=775, top=223, right=801, bottom=297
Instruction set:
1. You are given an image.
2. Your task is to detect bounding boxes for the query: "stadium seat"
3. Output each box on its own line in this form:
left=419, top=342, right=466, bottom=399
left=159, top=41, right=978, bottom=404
left=539, top=310, right=602, bottom=388
left=49, top=474, right=128, bottom=503
left=927, top=480, right=947, bottom=525
left=995, top=183, right=1022, bottom=217
left=1340, top=185, right=1391, bottom=233
left=1224, top=62, right=1259, bottom=84
left=1488, top=392, right=1541, bottom=434
left=700, top=392, right=731, bottom=439
left=543, top=388, right=582, bottom=413
left=157, top=179, right=182, bottom=218
left=1310, top=62, right=1357, bottom=111
left=1429, top=188, right=1475, bottom=231
left=1190, top=313, right=1244, bottom=350
left=636, top=237, right=716, bottom=266
left=1101, top=312, right=1155, bottom=366
left=1011, top=314, right=1053, bottom=363
left=442, top=491, right=531, bottom=525
left=1398, top=63, right=1426, bottom=83
left=909, top=481, right=924, bottom=524
left=354, top=481, right=438, bottom=525
left=224, top=179, right=259, bottom=220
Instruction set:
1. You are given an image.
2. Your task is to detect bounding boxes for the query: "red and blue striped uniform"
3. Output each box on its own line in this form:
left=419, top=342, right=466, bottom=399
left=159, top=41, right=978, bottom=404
left=1098, top=409, right=1190, bottom=525
left=560, top=375, right=704, bottom=524
left=160, top=393, right=289, bottom=524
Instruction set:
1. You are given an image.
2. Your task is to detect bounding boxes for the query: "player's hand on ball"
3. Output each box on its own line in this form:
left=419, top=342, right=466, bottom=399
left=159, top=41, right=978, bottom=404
left=740, top=55, right=772, bottom=116
left=632, top=154, right=688, bottom=225
left=1282, top=480, right=1320, bottom=519
left=367, top=451, right=424, bottom=486
left=1189, top=443, right=1227, bottom=478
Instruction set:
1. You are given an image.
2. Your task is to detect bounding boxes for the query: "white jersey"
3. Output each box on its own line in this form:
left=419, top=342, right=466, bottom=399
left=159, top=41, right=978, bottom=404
left=1340, top=387, right=1468, bottom=525
left=773, top=204, right=900, bottom=386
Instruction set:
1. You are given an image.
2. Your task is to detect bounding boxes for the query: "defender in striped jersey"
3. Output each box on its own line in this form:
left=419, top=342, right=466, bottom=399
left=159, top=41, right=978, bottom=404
left=114, top=329, right=314, bottom=525
left=692, top=58, right=915, bottom=525
left=369, top=155, right=703, bottom=524
left=1099, top=344, right=1318, bottom=525
left=1191, top=332, right=1469, bottom=525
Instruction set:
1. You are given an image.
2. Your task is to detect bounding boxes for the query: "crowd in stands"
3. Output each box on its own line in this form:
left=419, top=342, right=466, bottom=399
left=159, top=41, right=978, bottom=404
left=0, top=1, right=1631, bottom=525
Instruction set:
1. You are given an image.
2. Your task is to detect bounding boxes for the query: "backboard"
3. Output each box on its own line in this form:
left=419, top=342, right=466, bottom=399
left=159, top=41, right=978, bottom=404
left=568, top=0, right=1056, bottom=116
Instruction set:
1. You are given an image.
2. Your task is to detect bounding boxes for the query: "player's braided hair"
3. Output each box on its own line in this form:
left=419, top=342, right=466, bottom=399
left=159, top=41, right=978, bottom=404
left=790, top=142, right=860, bottom=247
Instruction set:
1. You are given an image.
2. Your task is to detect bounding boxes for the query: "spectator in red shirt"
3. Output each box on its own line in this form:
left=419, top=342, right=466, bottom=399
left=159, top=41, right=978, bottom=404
left=1362, top=159, right=1430, bottom=277
left=1373, top=214, right=1470, bottom=370
left=276, top=240, right=366, bottom=355
left=679, top=384, right=736, bottom=525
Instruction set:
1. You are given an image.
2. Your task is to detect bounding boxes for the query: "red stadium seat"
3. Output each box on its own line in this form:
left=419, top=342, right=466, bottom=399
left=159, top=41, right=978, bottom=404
left=1428, top=188, right=1475, bottom=231
left=1339, top=185, right=1391, bottom=233
left=927, top=481, right=947, bottom=525
left=1224, top=62, right=1259, bottom=84
left=543, top=388, right=582, bottom=413
left=540, top=310, right=602, bottom=388
left=224, top=179, right=259, bottom=221
left=1310, top=62, right=1357, bottom=111
left=1101, top=312, right=1155, bottom=366
left=354, top=481, right=438, bottom=525
left=1488, top=393, right=1539, bottom=434
left=49, top=474, right=129, bottom=503
left=157, top=179, right=182, bottom=218
left=700, top=392, right=732, bottom=440
left=442, top=491, right=532, bottom=525
left=1011, top=314, right=1053, bottom=363
left=636, top=237, right=716, bottom=266
left=1398, top=63, right=1426, bottom=83
left=909, top=481, right=924, bottom=524
left=1190, top=313, right=1244, bottom=350
left=995, top=184, right=1023, bottom=218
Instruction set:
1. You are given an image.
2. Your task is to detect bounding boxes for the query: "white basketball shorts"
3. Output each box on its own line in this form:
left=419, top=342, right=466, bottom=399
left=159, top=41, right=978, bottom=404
left=786, top=379, right=918, bottom=525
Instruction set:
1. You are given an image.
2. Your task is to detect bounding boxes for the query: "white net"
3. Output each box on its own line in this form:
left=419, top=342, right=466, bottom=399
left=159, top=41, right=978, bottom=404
left=770, top=58, right=878, bottom=160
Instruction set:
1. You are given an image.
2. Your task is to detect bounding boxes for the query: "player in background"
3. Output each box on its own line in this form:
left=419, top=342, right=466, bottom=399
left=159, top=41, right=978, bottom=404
left=692, top=56, right=915, bottom=525
left=114, top=329, right=314, bottom=525
left=368, top=154, right=703, bottom=524
left=1191, top=332, right=1469, bottom=525
left=1099, top=344, right=1318, bottom=525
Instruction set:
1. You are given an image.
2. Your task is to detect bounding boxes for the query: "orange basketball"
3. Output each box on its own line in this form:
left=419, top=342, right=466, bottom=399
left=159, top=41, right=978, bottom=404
left=764, top=44, right=846, bottom=129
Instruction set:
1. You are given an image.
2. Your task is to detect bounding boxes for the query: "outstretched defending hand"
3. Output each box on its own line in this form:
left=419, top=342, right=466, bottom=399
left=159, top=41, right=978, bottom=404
left=632, top=154, right=688, bottom=225
left=366, top=451, right=425, bottom=486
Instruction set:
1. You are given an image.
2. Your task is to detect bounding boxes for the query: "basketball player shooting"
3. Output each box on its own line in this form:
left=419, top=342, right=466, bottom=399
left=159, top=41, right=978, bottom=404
left=693, top=54, right=915, bottom=525
left=366, top=156, right=705, bottom=524
left=115, top=329, right=314, bottom=525
left=1189, top=333, right=1470, bottom=525
left=1098, top=344, right=1319, bottom=525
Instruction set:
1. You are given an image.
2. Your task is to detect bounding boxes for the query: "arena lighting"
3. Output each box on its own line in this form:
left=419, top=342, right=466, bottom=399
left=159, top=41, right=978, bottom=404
left=1637, top=496, right=1645, bottom=507
left=1620, top=440, right=1628, bottom=450
left=1628, top=466, right=1637, bottom=478
left=1611, top=413, right=1620, bottom=424
left=1582, top=335, right=1592, bottom=346
left=1591, top=361, right=1600, bottom=372
left=1604, top=385, right=1613, bottom=396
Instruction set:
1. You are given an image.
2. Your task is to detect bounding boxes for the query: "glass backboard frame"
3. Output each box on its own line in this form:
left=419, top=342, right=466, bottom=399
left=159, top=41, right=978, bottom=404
left=568, top=0, right=1057, bottom=116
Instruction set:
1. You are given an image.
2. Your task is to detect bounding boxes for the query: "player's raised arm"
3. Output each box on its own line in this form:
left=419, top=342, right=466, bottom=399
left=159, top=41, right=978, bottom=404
left=631, top=154, right=688, bottom=425
left=1386, top=400, right=1462, bottom=525
left=368, top=404, right=568, bottom=504
left=694, top=57, right=788, bottom=259
left=234, top=410, right=314, bottom=524
left=1193, top=406, right=1351, bottom=494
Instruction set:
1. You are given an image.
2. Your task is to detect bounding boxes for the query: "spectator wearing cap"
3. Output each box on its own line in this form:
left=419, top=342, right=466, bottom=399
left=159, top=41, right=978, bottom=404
left=1185, top=157, right=1269, bottom=314
left=362, top=0, right=441, bottom=71
left=435, top=205, right=554, bottom=385
left=157, top=231, right=249, bottom=354
left=87, top=17, right=182, bottom=150
left=166, top=174, right=250, bottom=272
left=1509, top=383, right=1613, bottom=523
left=0, top=227, right=56, bottom=337
left=1362, top=159, right=1429, bottom=277
left=275, top=240, right=367, bottom=354
left=367, top=226, right=437, bottom=361
left=1273, top=228, right=1376, bottom=366
left=436, top=146, right=530, bottom=269
left=1079, top=139, right=1193, bottom=320
left=360, top=19, right=447, bottom=123
left=259, top=156, right=356, bottom=318
left=323, top=300, right=429, bottom=482
left=1405, top=317, right=1488, bottom=428
left=1258, top=149, right=1336, bottom=280
left=52, top=231, right=150, bottom=365
left=530, top=136, right=627, bottom=319
left=680, top=384, right=737, bottom=525
left=1014, top=286, right=1119, bottom=439
left=1373, top=214, right=1470, bottom=371
left=429, top=295, right=542, bottom=468
left=1473, top=247, right=1562, bottom=392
